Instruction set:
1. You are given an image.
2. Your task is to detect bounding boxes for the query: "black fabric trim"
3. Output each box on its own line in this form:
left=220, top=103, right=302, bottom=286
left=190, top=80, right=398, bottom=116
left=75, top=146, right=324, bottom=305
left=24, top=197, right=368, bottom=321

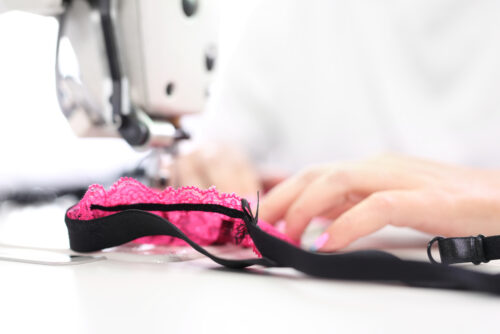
left=65, top=201, right=500, bottom=295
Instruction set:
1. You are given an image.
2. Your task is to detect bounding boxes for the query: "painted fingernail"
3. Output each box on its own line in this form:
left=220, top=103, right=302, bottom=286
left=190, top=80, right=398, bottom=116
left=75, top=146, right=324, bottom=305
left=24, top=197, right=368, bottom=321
left=310, top=233, right=329, bottom=252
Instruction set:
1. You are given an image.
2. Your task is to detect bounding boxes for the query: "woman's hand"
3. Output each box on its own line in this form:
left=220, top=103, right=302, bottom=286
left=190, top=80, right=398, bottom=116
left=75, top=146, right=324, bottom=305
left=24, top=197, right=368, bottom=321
left=164, top=143, right=261, bottom=196
left=260, top=154, right=500, bottom=252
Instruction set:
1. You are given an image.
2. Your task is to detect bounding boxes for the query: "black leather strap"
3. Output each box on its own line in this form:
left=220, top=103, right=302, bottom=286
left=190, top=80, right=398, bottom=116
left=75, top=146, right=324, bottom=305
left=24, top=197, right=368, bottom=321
left=66, top=200, right=500, bottom=295
left=428, top=235, right=500, bottom=265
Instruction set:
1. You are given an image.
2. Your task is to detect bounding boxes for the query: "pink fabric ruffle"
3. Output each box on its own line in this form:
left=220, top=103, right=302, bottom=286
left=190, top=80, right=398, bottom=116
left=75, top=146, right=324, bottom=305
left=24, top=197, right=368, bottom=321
left=68, top=177, right=296, bottom=252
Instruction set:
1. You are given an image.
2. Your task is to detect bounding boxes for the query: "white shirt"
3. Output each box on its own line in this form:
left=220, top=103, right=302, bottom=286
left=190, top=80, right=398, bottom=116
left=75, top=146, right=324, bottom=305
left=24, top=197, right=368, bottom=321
left=196, top=0, right=500, bottom=173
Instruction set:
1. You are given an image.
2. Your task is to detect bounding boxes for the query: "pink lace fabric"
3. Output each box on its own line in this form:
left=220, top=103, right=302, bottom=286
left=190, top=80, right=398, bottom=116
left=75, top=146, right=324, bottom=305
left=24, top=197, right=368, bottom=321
left=67, top=178, right=295, bottom=252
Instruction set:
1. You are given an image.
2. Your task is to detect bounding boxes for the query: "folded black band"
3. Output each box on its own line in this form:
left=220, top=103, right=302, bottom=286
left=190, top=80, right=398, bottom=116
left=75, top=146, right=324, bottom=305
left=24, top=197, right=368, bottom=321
left=66, top=203, right=273, bottom=269
left=66, top=200, right=500, bottom=295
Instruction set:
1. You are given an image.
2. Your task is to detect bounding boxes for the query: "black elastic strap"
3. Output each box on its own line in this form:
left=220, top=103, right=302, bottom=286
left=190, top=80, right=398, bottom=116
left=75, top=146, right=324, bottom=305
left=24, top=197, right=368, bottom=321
left=91, top=203, right=245, bottom=219
left=66, top=201, right=500, bottom=295
left=66, top=206, right=273, bottom=269
left=428, top=235, right=500, bottom=265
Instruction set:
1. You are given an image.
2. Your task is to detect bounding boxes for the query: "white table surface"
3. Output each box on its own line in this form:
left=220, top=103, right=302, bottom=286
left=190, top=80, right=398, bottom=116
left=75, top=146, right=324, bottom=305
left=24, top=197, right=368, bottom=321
left=0, top=198, right=499, bottom=334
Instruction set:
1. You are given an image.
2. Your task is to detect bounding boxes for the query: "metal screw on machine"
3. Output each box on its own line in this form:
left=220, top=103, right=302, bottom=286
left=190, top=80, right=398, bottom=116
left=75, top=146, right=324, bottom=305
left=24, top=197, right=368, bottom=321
left=182, top=0, right=199, bottom=17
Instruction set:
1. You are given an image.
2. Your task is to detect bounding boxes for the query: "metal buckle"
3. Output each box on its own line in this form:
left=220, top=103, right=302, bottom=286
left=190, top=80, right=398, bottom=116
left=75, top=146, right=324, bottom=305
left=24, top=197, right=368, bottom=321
left=427, top=236, right=444, bottom=264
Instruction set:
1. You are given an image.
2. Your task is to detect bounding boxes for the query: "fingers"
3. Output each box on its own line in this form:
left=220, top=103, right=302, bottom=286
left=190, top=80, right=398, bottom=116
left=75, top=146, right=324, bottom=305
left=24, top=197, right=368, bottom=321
left=171, top=151, right=210, bottom=189
left=202, top=146, right=261, bottom=195
left=314, top=190, right=429, bottom=252
left=259, top=165, right=329, bottom=224
left=261, top=160, right=426, bottom=239
left=283, top=172, right=361, bottom=240
left=320, top=192, right=365, bottom=220
left=261, top=173, right=288, bottom=193
left=167, top=144, right=261, bottom=195
left=282, top=167, right=420, bottom=240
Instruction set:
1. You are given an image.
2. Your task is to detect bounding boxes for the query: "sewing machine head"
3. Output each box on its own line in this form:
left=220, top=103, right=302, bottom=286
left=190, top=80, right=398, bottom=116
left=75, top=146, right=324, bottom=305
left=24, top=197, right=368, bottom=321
left=56, top=0, right=218, bottom=151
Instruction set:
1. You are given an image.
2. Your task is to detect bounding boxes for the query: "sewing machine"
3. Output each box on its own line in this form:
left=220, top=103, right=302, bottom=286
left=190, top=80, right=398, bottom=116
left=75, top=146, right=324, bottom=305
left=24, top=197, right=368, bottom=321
left=1, top=0, right=218, bottom=185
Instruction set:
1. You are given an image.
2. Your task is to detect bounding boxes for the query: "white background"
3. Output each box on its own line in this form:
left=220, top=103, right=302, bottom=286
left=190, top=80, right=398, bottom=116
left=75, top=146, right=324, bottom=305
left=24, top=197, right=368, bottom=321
left=1, top=2, right=500, bottom=333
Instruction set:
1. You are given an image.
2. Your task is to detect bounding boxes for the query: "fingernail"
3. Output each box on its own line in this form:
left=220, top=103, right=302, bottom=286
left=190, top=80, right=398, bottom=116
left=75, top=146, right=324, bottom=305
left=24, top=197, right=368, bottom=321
left=310, top=233, right=329, bottom=252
